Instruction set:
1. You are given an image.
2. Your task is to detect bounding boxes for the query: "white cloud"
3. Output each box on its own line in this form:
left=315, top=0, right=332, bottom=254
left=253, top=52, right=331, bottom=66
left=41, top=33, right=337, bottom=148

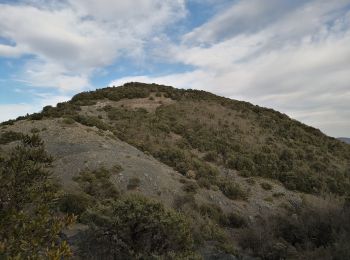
left=111, top=0, right=350, bottom=137
left=0, top=1, right=186, bottom=92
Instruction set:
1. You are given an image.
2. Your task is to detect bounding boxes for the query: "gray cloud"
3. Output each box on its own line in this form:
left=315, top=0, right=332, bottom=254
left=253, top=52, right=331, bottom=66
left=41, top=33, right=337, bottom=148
left=113, top=0, right=350, bottom=137
left=0, top=0, right=186, bottom=92
left=184, top=0, right=306, bottom=44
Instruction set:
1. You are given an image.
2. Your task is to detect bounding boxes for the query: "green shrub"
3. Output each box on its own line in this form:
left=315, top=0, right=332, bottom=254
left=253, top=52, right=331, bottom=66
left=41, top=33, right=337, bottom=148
left=59, top=193, right=91, bottom=217
left=79, top=195, right=195, bottom=258
left=218, top=180, right=247, bottom=200
left=227, top=154, right=254, bottom=171
left=203, top=151, right=218, bottom=162
left=197, top=177, right=211, bottom=189
left=272, top=192, right=285, bottom=198
left=62, top=117, right=75, bottom=125
left=127, top=177, right=141, bottom=190
left=73, top=168, right=119, bottom=200
left=29, top=113, right=44, bottom=120
left=199, top=203, right=226, bottom=224
left=261, top=182, right=273, bottom=190
left=0, top=135, right=73, bottom=258
left=73, top=115, right=110, bottom=131
left=246, top=178, right=256, bottom=185
left=183, top=182, right=199, bottom=193
left=223, top=212, right=247, bottom=228
left=239, top=201, right=350, bottom=259
left=0, top=131, right=23, bottom=144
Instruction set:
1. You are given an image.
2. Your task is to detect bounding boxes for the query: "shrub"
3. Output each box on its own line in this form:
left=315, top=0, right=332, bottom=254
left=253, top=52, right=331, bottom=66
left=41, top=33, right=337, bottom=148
left=73, top=115, right=110, bottom=131
left=199, top=203, right=226, bottom=224
left=227, top=154, right=254, bottom=171
left=59, top=193, right=91, bottom=217
left=203, top=151, right=218, bottom=162
left=73, top=168, right=119, bottom=200
left=79, top=195, right=195, bottom=258
left=0, top=135, right=74, bottom=258
left=197, top=177, right=211, bottom=189
left=239, top=201, right=350, bottom=259
left=0, top=131, right=23, bottom=144
left=246, top=178, right=256, bottom=185
left=62, top=117, right=75, bottom=125
left=218, top=180, right=247, bottom=200
left=261, top=182, right=273, bottom=190
left=183, top=182, right=199, bottom=193
left=29, top=113, right=44, bottom=120
left=127, top=177, right=141, bottom=190
left=223, top=212, right=247, bottom=228
left=155, top=148, right=191, bottom=175
left=272, top=192, right=285, bottom=198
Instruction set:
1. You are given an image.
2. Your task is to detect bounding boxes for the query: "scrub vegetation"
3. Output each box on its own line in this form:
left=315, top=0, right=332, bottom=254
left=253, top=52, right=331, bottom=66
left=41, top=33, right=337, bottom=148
left=1, top=83, right=350, bottom=259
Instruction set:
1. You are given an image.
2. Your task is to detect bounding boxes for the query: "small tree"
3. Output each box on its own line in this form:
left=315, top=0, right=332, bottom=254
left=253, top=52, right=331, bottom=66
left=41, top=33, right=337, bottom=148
left=0, top=134, right=74, bottom=259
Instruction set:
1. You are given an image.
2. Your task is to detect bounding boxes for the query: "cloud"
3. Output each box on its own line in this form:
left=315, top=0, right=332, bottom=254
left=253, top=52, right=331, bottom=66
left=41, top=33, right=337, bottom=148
left=184, top=0, right=349, bottom=44
left=111, top=0, right=350, bottom=137
left=0, top=0, right=186, bottom=92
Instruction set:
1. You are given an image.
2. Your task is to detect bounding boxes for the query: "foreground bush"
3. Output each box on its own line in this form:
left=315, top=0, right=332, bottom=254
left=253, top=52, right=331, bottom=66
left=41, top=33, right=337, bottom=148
left=0, top=131, right=23, bottom=144
left=79, top=195, right=196, bottom=259
left=238, top=200, right=350, bottom=259
left=0, top=135, right=74, bottom=258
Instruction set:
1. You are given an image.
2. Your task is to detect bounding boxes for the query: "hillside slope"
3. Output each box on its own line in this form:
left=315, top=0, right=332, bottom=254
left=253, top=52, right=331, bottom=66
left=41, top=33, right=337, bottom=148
left=1, top=82, right=350, bottom=259
left=6, top=82, right=348, bottom=195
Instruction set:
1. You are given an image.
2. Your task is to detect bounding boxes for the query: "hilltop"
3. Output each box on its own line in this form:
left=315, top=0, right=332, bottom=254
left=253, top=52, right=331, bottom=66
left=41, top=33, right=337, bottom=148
left=1, top=83, right=349, bottom=259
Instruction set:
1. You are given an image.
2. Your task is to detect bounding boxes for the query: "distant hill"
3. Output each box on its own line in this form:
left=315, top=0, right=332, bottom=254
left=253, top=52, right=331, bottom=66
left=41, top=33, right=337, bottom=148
left=338, top=137, right=350, bottom=144
left=1, top=82, right=350, bottom=259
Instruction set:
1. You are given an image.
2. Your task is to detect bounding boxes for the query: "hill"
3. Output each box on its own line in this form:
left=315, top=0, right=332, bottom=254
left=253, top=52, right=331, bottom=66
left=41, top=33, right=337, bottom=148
left=1, top=82, right=350, bottom=259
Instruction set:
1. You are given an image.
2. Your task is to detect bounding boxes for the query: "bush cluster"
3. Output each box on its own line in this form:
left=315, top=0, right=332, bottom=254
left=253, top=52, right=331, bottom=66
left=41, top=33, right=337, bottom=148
left=73, top=167, right=119, bottom=201
left=238, top=201, right=350, bottom=259
left=218, top=179, right=247, bottom=200
left=79, top=195, right=196, bottom=259
left=0, top=131, right=23, bottom=145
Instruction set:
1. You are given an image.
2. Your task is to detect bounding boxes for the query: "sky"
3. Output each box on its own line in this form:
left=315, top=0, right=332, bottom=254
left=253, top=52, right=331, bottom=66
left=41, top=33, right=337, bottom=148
left=0, top=0, right=350, bottom=137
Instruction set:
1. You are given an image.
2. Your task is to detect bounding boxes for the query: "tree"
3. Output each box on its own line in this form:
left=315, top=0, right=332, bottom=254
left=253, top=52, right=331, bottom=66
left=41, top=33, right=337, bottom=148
left=0, top=134, right=74, bottom=259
